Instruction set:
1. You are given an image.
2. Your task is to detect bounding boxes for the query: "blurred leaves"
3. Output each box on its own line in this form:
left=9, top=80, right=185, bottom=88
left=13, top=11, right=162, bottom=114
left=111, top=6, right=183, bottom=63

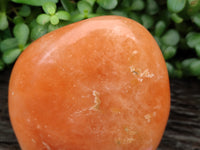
left=0, top=12, right=8, bottom=30
left=131, top=0, right=145, bottom=11
left=42, top=2, right=57, bottom=15
left=161, top=29, right=180, bottom=46
left=11, top=0, right=58, bottom=6
left=155, top=20, right=166, bottom=37
left=19, top=5, right=31, bottom=17
left=0, top=38, right=18, bottom=52
left=2, top=48, right=21, bottom=64
left=167, top=0, right=186, bottom=13
left=186, top=32, right=200, bottom=48
left=36, top=14, right=50, bottom=25
left=97, top=0, right=118, bottom=10
left=77, top=1, right=92, bottom=14
left=13, top=23, right=30, bottom=48
left=55, top=11, right=70, bottom=21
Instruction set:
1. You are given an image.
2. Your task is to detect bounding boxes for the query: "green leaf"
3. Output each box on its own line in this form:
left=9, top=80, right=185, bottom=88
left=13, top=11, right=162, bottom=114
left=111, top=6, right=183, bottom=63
left=77, top=1, right=92, bottom=14
left=19, top=5, right=31, bottom=17
left=167, top=0, right=186, bottom=13
left=42, top=2, right=57, bottom=15
left=83, top=0, right=96, bottom=6
left=31, top=24, right=48, bottom=41
left=60, top=0, right=76, bottom=13
left=25, top=7, right=43, bottom=24
left=47, top=21, right=68, bottom=32
left=96, top=6, right=109, bottom=15
left=0, top=38, right=18, bottom=52
left=110, top=10, right=128, bottom=17
left=0, top=59, right=5, bottom=71
left=128, top=13, right=142, bottom=24
left=146, top=0, right=159, bottom=15
left=163, top=46, right=177, bottom=60
left=11, top=0, right=58, bottom=6
left=55, top=10, right=70, bottom=21
left=166, top=62, right=182, bottom=78
left=87, top=13, right=101, bottom=18
left=181, top=58, right=198, bottom=75
left=192, top=13, right=200, bottom=27
left=131, top=0, right=145, bottom=11
left=50, top=15, right=59, bottom=25
left=195, top=43, right=200, bottom=57
left=13, top=23, right=30, bottom=47
left=154, top=36, right=162, bottom=47
left=186, top=32, right=200, bottom=48
left=189, top=60, right=200, bottom=76
left=161, top=29, right=180, bottom=46
left=155, top=20, right=166, bottom=37
left=171, top=13, right=183, bottom=23
left=0, top=12, right=8, bottom=30
left=121, top=0, right=131, bottom=8
left=97, top=0, right=118, bottom=10
left=166, top=62, right=175, bottom=77
left=2, top=48, right=21, bottom=64
left=48, top=24, right=60, bottom=32
left=13, top=16, right=24, bottom=24
left=71, top=13, right=85, bottom=22
left=36, top=14, right=50, bottom=25
left=0, top=28, right=12, bottom=39
left=160, top=44, right=168, bottom=53
left=141, top=14, right=154, bottom=29
left=29, top=19, right=38, bottom=29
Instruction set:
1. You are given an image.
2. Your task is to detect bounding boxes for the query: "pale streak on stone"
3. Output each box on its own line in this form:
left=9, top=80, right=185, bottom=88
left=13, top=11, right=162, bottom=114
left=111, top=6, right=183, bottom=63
left=126, top=138, right=135, bottom=144
left=129, top=66, right=154, bottom=82
left=153, top=111, right=157, bottom=117
left=138, top=78, right=143, bottom=82
left=128, top=50, right=138, bottom=61
left=115, top=127, right=136, bottom=145
left=37, top=124, right=41, bottom=129
left=32, top=138, right=36, bottom=143
left=116, top=137, right=135, bottom=145
left=146, top=147, right=153, bottom=150
left=129, top=66, right=139, bottom=75
left=144, top=114, right=151, bottom=123
left=89, top=90, right=101, bottom=111
left=132, top=50, right=138, bottom=55
left=42, top=141, right=51, bottom=150
left=124, top=127, right=136, bottom=136
left=140, top=69, right=154, bottom=78
left=153, top=105, right=161, bottom=110
left=110, top=108, right=121, bottom=114
left=129, top=130, right=137, bottom=136
left=27, top=118, right=31, bottom=123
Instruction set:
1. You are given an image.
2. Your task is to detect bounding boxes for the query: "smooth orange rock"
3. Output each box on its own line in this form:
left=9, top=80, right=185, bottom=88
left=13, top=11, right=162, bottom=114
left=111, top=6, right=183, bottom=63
left=9, top=16, right=170, bottom=150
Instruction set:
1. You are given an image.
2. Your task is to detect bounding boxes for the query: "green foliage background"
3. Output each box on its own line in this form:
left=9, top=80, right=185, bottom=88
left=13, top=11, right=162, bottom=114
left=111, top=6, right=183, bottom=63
left=0, top=0, right=200, bottom=79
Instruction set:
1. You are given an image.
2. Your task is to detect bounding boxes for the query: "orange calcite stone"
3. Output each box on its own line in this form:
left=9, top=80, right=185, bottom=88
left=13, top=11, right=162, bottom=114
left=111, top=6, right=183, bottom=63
left=9, top=16, right=170, bottom=150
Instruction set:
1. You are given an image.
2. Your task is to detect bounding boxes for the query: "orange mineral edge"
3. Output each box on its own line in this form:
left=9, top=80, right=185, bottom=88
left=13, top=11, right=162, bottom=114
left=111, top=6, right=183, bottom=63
left=9, top=15, right=170, bottom=150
